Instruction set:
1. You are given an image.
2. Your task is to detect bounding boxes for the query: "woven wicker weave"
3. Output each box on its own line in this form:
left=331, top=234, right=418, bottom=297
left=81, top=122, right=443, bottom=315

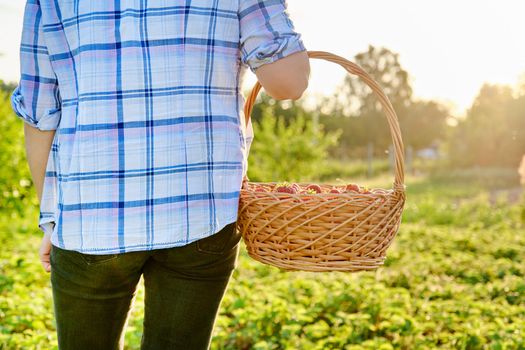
left=236, top=51, right=406, bottom=272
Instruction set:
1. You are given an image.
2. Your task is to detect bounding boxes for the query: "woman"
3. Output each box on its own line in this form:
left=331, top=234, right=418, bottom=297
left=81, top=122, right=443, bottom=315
left=11, top=0, right=310, bottom=348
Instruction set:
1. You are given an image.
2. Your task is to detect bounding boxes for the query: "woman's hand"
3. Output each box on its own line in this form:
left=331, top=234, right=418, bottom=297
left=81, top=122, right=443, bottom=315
left=39, top=232, right=52, bottom=273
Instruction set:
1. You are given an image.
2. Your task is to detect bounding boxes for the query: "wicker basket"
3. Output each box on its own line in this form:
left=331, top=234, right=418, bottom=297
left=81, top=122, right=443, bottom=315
left=236, top=51, right=406, bottom=272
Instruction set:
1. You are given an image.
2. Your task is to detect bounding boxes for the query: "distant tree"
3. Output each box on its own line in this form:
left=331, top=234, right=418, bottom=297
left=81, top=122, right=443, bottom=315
left=319, top=45, right=448, bottom=156
left=448, top=83, right=525, bottom=167
left=334, top=45, right=413, bottom=116
left=316, top=112, right=368, bottom=159
left=400, top=100, right=450, bottom=151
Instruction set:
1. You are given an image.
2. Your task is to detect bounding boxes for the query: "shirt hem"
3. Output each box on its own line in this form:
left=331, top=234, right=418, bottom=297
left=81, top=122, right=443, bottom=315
left=50, top=213, right=240, bottom=255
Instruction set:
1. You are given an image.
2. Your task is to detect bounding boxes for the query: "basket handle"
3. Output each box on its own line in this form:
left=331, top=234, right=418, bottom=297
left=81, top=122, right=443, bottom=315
left=243, top=50, right=405, bottom=192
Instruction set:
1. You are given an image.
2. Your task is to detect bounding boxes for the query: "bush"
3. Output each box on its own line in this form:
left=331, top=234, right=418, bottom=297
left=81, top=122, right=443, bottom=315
left=246, top=108, right=342, bottom=182
left=0, top=90, right=37, bottom=216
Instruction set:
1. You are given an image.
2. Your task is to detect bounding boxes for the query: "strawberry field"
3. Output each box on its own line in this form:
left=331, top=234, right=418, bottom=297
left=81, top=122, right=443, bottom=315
left=1, top=167, right=524, bottom=349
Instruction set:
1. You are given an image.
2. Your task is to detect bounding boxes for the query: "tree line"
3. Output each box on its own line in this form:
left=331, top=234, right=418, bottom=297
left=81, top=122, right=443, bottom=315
left=250, top=45, right=524, bottom=169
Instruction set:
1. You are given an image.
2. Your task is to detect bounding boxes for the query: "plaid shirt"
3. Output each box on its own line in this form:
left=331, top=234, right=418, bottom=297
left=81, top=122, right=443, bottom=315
left=11, top=0, right=305, bottom=254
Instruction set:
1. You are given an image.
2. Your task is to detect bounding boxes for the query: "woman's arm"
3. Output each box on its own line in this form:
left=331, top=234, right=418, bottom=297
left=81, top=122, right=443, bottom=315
left=254, top=50, right=310, bottom=100
left=11, top=0, right=61, bottom=204
left=239, top=0, right=309, bottom=100
left=23, top=125, right=55, bottom=203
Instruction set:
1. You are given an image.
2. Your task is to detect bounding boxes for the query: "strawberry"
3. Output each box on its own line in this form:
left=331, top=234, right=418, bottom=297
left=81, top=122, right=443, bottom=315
left=274, top=181, right=298, bottom=194
left=329, top=187, right=342, bottom=193
left=277, top=187, right=296, bottom=194
left=345, top=183, right=360, bottom=192
left=306, top=184, right=322, bottom=194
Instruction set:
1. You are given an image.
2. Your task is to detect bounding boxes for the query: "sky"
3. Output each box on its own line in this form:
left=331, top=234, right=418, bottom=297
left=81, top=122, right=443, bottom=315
left=1, top=0, right=524, bottom=116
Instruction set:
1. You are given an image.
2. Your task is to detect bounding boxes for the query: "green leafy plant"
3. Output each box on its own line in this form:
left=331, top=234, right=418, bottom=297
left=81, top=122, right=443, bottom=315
left=1, top=168, right=524, bottom=349
left=247, top=106, right=341, bottom=182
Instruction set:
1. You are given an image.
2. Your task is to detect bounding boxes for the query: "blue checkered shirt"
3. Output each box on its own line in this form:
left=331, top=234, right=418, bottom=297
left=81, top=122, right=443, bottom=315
left=11, top=0, right=305, bottom=254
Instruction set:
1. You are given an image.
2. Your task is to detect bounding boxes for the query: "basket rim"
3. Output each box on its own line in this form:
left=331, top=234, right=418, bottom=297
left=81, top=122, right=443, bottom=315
left=241, top=180, right=406, bottom=193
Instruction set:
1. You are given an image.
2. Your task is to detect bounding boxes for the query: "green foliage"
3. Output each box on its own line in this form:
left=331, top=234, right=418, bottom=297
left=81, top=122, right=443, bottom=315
left=247, top=93, right=308, bottom=129
left=246, top=105, right=341, bottom=182
left=0, top=79, right=17, bottom=94
left=1, top=168, right=524, bottom=349
left=0, top=90, right=37, bottom=216
left=0, top=210, right=57, bottom=349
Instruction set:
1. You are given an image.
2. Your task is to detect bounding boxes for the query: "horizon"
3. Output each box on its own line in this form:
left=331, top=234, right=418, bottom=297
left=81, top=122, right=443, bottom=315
left=1, top=0, right=524, bottom=116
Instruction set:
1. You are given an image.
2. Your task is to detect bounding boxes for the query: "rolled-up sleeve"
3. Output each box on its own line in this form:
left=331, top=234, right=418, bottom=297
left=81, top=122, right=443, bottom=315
left=239, top=0, right=306, bottom=73
left=11, top=0, right=61, bottom=131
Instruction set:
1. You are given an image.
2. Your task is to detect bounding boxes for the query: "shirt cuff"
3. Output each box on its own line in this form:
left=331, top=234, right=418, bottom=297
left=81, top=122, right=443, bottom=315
left=39, top=213, right=56, bottom=237
left=245, top=36, right=306, bottom=74
left=11, top=86, right=62, bottom=131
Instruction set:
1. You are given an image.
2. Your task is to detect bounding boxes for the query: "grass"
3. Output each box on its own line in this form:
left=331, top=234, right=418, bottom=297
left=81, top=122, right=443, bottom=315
left=1, top=167, right=524, bottom=349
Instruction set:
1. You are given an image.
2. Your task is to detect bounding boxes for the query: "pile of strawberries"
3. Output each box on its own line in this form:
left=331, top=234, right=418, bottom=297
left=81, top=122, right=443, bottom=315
left=254, top=181, right=376, bottom=195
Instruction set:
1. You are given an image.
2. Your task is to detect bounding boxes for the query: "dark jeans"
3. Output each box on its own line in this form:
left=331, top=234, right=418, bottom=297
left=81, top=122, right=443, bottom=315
left=49, top=221, right=241, bottom=350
